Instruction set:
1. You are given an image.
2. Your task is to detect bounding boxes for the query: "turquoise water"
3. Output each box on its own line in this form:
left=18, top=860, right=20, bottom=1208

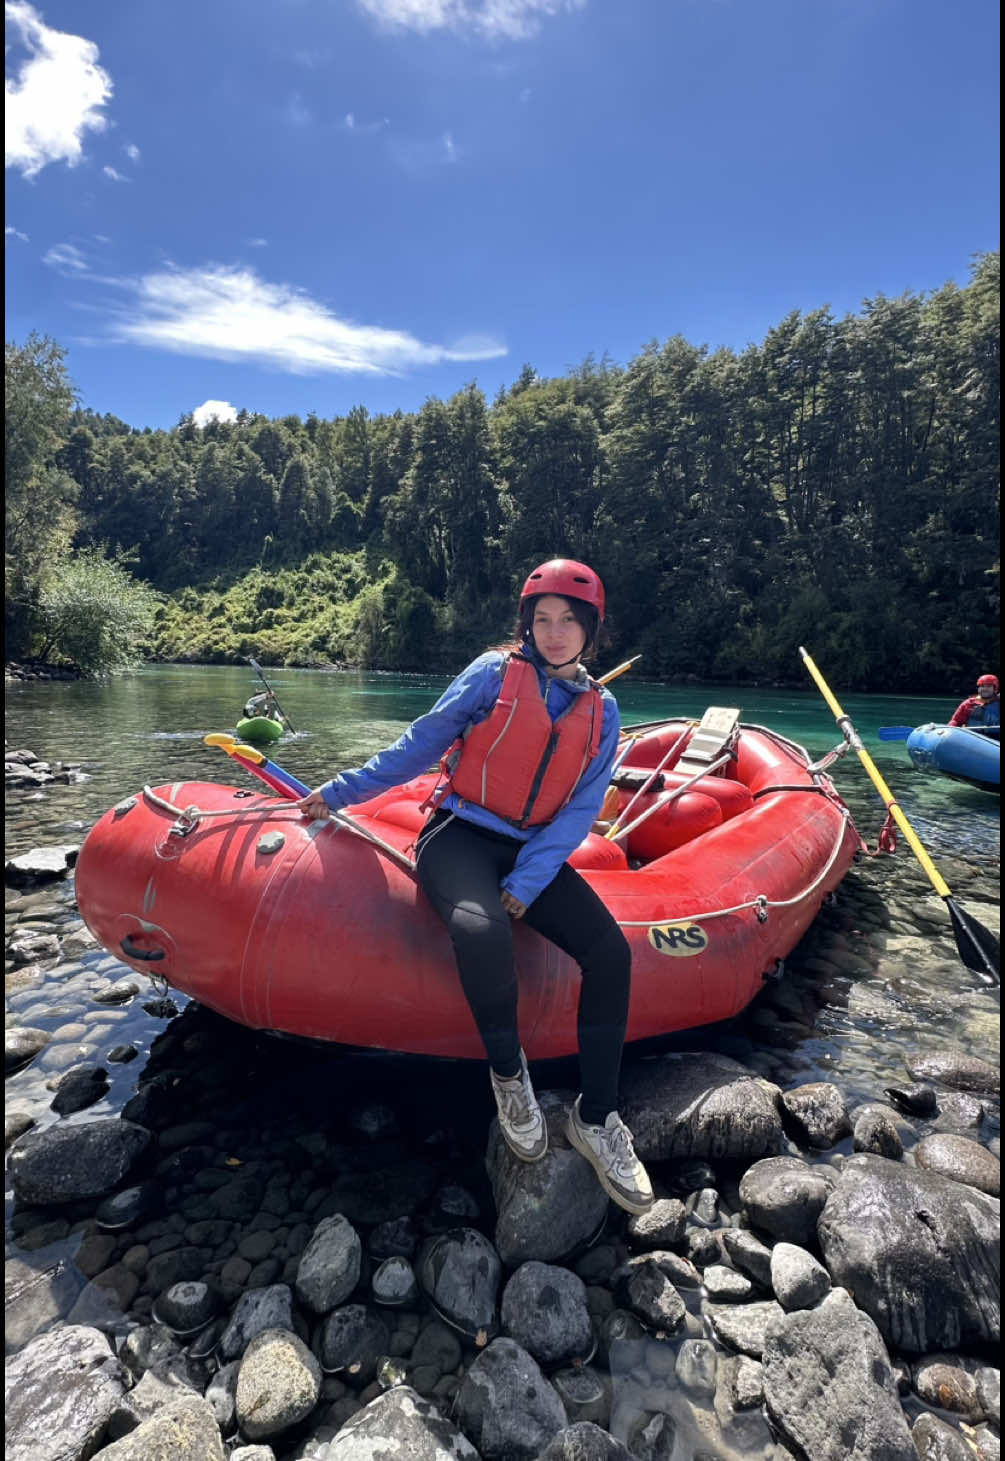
left=5, top=663, right=998, bottom=862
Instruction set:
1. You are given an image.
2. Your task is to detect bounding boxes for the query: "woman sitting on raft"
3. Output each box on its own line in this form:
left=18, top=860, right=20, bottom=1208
left=297, top=559, right=653, bottom=1214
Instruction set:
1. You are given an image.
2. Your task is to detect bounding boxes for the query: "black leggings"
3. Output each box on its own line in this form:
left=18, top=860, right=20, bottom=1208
left=415, top=811, right=631, bottom=1122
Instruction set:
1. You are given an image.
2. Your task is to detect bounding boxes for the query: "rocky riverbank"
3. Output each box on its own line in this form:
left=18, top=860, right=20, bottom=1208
left=4, top=757, right=1001, bottom=1461
left=6, top=661, right=84, bottom=682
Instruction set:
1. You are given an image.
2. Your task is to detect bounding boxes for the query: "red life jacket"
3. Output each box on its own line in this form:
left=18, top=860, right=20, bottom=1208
left=443, top=655, right=605, bottom=828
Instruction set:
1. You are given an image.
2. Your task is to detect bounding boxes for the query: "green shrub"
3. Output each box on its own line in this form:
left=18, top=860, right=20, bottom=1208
left=36, top=550, right=160, bottom=676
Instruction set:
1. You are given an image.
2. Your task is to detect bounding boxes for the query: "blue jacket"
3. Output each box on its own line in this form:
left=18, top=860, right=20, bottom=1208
left=319, top=647, right=621, bottom=907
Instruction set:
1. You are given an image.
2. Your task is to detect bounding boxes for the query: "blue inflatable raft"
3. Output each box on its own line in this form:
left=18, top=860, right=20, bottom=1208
left=906, top=723, right=1000, bottom=794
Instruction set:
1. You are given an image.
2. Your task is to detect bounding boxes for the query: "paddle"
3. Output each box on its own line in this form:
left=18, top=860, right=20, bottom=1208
left=799, top=648, right=1000, bottom=985
left=248, top=656, right=296, bottom=734
left=204, top=735, right=417, bottom=871
left=598, top=654, right=642, bottom=686
left=877, top=726, right=914, bottom=741
left=205, top=734, right=309, bottom=799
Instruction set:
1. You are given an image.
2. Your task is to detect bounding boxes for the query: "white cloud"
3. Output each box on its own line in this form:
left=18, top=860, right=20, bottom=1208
left=96, top=262, right=506, bottom=376
left=6, top=224, right=30, bottom=241
left=192, top=399, right=239, bottom=428
left=5, top=1, right=113, bottom=177
left=356, top=0, right=585, bottom=39
left=103, top=164, right=128, bottom=182
left=43, top=241, right=89, bottom=273
left=247, top=237, right=268, bottom=248
left=124, top=142, right=140, bottom=162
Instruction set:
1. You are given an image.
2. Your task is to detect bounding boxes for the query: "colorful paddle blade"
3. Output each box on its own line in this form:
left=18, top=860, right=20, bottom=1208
left=876, top=727, right=914, bottom=741
left=947, top=898, right=1000, bottom=985
left=205, top=732, right=306, bottom=800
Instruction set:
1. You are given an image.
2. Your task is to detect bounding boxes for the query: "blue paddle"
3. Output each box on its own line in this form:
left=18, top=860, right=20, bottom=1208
left=877, top=727, right=914, bottom=741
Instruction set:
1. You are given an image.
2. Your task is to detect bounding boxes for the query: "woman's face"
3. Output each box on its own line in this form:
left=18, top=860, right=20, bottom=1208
left=531, top=595, right=587, bottom=669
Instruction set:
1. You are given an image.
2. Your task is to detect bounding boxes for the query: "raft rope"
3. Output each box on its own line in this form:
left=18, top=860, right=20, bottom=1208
left=140, top=786, right=418, bottom=873
left=613, top=805, right=856, bottom=929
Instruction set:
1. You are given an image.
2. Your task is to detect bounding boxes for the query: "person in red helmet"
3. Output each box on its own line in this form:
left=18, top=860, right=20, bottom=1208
left=949, top=674, right=1001, bottom=728
left=296, top=558, right=653, bottom=1214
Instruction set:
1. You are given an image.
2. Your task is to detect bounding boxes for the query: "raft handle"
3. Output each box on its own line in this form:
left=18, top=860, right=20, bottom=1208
left=120, top=935, right=166, bottom=962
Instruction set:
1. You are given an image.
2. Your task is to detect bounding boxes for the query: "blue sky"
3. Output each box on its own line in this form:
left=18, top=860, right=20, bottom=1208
left=5, top=0, right=1000, bottom=431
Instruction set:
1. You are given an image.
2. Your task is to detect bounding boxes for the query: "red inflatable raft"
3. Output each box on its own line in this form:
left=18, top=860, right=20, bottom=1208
left=74, top=712, right=863, bottom=1059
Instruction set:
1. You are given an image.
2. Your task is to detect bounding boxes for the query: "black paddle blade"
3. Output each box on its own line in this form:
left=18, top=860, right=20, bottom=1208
left=947, top=898, right=1000, bottom=985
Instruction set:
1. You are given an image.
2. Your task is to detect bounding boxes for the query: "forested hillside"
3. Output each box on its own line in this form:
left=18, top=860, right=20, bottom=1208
left=6, top=252, right=999, bottom=688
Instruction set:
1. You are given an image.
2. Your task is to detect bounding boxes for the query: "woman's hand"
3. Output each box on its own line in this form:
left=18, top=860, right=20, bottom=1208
left=297, top=789, right=332, bottom=820
left=501, top=890, right=527, bottom=920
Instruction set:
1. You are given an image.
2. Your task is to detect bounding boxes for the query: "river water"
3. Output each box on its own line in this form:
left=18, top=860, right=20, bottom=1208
left=4, top=665, right=1000, bottom=1452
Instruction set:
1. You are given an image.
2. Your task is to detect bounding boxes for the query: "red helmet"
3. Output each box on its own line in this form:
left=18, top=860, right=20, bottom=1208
left=977, top=674, right=1000, bottom=693
left=520, top=559, right=605, bottom=621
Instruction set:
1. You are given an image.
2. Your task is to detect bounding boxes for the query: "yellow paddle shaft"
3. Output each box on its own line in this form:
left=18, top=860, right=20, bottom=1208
left=599, top=654, right=642, bottom=686
left=799, top=647, right=952, bottom=900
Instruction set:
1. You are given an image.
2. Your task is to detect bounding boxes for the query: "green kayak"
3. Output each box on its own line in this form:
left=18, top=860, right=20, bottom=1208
left=235, top=716, right=284, bottom=744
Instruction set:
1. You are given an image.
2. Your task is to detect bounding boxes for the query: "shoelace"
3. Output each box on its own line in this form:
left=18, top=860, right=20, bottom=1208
left=601, top=1119, right=638, bottom=1169
left=497, top=1078, right=536, bottom=1128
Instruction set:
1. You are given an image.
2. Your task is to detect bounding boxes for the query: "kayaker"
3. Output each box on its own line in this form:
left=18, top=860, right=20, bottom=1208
left=296, top=559, right=653, bottom=1214
left=243, top=690, right=282, bottom=723
left=949, top=674, right=1000, bottom=728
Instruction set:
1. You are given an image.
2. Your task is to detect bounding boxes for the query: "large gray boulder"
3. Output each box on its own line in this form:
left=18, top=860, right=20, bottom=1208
left=762, top=1287, right=916, bottom=1461
left=295, top=1213, right=362, bottom=1314
left=818, top=1154, right=1000, bottom=1354
left=454, top=1337, right=567, bottom=1459
left=5, top=1251, right=89, bottom=1351
left=488, top=1092, right=609, bottom=1267
left=739, top=1155, right=837, bottom=1245
left=5, top=1324, right=129, bottom=1461
left=418, top=1228, right=501, bottom=1341
left=8, top=1119, right=153, bottom=1206
left=235, top=1328, right=321, bottom=1440
left=326, top=1386, right=479, bottom=1460
left=618, top=1051, right=784, bottom=1162
left=500, top=1261, right=593, bottom=1367
left=90, top=1393, right=226, bottom=1460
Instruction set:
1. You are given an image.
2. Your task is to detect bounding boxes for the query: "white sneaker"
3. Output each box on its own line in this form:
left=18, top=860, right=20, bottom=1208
left=490, top=1051, right=548, bottom=1162
left=566, top=1097, right=654, bottom=1214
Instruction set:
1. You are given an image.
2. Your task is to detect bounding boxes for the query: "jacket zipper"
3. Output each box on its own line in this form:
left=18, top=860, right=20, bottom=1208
left=518, top=730, right=560, bottom=828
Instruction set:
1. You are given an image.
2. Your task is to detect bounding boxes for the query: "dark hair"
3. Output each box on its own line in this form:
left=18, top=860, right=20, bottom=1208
left=514, top=594, right=600, bottom=662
